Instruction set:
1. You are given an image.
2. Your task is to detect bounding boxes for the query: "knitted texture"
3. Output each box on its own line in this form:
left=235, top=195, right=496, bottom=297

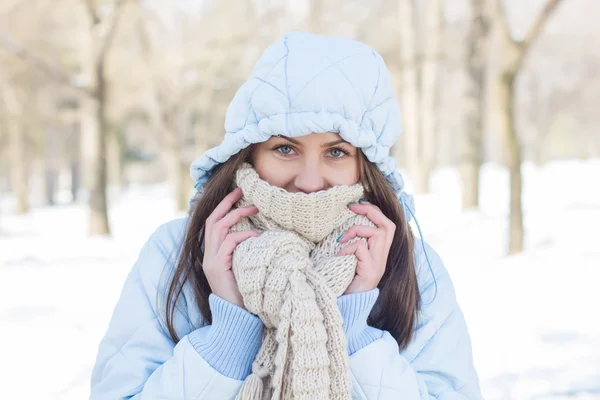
left=231, top=163, right=375, bottom=400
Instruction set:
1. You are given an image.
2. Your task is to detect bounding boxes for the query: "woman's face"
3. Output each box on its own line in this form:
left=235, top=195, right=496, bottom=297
left=251, top=132, right=360, bottom=193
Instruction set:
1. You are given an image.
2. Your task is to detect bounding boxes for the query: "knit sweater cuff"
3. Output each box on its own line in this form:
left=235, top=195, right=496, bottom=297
left=337, top=288, right=384, bottom=355
left=188, top=294, right=263, bottom=380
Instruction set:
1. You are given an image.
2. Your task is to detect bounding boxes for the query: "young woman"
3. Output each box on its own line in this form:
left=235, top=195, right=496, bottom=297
left=90, top=32, right=483, bottom=399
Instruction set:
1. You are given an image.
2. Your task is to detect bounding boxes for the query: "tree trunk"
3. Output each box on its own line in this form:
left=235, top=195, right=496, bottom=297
left=70, top=122, right=81, bottom=202
left=81, top=0, right=126, bottom=236
left=71, top=161, right=81, bottom=202
left=461, top=163, right=480, bottom=209
left=44, top=125, right=58, bottom=206
left=418, top=0, right=443, bottom=194
left=107, top=126, right=124, bottom=189
left=396, top=0, right=423, bottom=192
left=88, top=62, right=110, bottom=235
left=490, top=0, right=563, bottom=255
left=178, top=162, right=190, bottom=212
left=498, top=70, right=523, bottom=254
left=9, top=119, right=29, bottom=214
left=461, top=0, right=489, bottom=209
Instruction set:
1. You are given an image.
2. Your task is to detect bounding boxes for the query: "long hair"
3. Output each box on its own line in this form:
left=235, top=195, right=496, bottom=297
left=165, top=146, right=419, bottom=349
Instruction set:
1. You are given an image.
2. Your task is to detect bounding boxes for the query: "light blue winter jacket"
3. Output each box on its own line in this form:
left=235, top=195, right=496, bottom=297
left=89, top=217, right=483, bottom=399
left=90, top=32, right=483, bottom=399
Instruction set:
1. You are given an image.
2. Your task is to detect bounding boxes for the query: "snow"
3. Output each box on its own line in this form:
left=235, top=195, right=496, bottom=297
left=1, top=160, right=599, bottom=400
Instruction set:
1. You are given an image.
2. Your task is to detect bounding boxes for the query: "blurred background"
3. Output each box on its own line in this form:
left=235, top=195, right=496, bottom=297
left=0, top=0, right=598, bottom=399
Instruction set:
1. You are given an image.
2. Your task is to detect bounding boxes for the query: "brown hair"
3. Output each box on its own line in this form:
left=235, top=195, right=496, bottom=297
left=165, top=146, right=420, bottom=349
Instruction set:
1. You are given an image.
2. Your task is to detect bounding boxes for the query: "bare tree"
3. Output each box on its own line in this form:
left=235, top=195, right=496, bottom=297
left=396, top=0, right=443, bottom=194
left=461, top=0, right=490, bottom=209
left=397, top=0, right=422, bottom=191
left=492, top=0, right=565, bottom=254
left=0, top=0, right=62, bottom=214
left=0, top=0, right=127, bottom=235
left=80, top=0, right=127, bottom=235
left=136, top=0, right=278, bottom=211
left=134, top=3, right=200, bottom=212
left=419, top=0, right=443, bottom=193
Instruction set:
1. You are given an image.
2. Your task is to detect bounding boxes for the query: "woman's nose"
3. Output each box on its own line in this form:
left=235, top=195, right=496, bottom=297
left=293, top=163, right=327, bottom=193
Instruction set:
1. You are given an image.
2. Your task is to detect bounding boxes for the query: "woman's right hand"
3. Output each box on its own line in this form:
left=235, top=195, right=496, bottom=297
left=202, top=187, right=260, bottom=310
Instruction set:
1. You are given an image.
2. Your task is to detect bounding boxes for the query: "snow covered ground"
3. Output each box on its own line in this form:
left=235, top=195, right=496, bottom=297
left=1, top=160, right=599, bottom=400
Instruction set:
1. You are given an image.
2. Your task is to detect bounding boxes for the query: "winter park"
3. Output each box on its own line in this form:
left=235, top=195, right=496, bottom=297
left=1, top=1, right=599, bottom=399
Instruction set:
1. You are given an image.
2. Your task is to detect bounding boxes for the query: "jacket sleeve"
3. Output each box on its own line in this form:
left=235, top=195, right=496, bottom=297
left=338, top=241, right=484, bottom=400
left=90, top=224, right=263, bottom=400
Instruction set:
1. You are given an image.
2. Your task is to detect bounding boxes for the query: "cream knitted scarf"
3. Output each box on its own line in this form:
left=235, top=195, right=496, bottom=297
left=230, top=163, right=374, bottom=400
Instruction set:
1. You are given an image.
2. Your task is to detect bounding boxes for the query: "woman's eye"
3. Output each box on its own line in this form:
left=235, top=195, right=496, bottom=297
left=329, top=148, right=346, bottom=158
left=277, top=145, right=294, bottom=155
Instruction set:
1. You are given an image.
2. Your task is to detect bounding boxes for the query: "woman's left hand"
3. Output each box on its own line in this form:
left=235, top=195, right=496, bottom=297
left=337, top=200, right=396, bottom=295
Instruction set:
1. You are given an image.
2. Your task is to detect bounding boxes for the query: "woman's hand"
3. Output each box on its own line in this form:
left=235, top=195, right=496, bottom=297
left=337, top=200, right=396, bottom=294
left=203, top=187, right=260, bottom=309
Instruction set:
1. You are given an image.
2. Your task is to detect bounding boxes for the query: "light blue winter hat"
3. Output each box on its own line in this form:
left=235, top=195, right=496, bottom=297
left=189, top=32, right=416, bottom=221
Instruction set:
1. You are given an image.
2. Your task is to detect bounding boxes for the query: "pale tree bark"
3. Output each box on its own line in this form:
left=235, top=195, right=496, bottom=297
left=8, top=119, right=29, bottom=213
left=107, top=126, right=124, bottom=189
left=44, top=125, right=59, bottom=205
left=69, top=121, right=81, bottom=202
left=82, top=0, right=127, bottom=235
left=418, top=0, right=443, bottom=194
left=461, top=0, right=490, bottom=209
left=396, top=0, right=423, bottom=192
left=159, top=100, right=188, bottom=212
left=57, top=108, right=82, bottom=202
left=492, top=0, right=564, bottom=254
left=2, top=86, right=29, bottom=213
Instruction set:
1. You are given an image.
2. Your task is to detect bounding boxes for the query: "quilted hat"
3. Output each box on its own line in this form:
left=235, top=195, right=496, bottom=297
left=189, top=32, right=415, bottom=221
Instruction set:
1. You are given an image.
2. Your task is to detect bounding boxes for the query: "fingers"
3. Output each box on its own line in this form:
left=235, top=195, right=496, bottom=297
left=336, top=240, right=371, bottom=262
left=212, top=206, right=258, bottom=245
left=206, top=188, right=258, bottom=245
left=218, top=205, right=259, bottom=230
left=347, top=202, right=396, bottom=233
left=219, top=230, right=261, bottom=257
left=338, top=225, right=380, bottom=244
left=207, top=187, right=243, bottom=224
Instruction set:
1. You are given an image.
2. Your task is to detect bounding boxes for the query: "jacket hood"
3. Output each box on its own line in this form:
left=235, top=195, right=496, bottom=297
left=189, top=31, right=415, bottom=220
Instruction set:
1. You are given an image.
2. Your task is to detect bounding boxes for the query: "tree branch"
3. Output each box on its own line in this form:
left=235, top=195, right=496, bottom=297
left=98, top=0, right=128, bottom=60
left=493, top=0, right=515, bottom=45
left=0, top=30, right=94, bottom=97
left=520, top=0, right=563, bottom=55
left=84, top=0, right=100, bottom=26
left=135, top=4, right=154, bottom=64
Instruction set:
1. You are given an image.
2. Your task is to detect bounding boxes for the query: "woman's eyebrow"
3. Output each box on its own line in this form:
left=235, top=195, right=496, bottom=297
left=321, top=139, right=347, bottom=148
left=275, top=135, right=301, bottom=145
left=274, top=136, right=347, bottom=148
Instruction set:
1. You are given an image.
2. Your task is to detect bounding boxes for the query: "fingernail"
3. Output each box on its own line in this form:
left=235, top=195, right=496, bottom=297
left=359, top=199, right=370, bottom=204
left=336, top=233, right=344, bottom=242
left=347, top=202, right=357, bottom=206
